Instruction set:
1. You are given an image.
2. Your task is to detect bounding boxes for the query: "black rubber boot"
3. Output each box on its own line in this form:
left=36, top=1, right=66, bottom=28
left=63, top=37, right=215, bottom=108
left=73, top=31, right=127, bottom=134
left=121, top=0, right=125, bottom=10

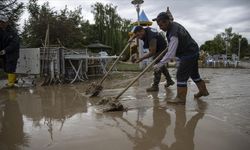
left=161, top=66, right=174, bottom=88
left=146, top=85, right=159, bottom=92
left=164, top=80, right=175, bottom=88
left=146, top=69, right=161, bottom=92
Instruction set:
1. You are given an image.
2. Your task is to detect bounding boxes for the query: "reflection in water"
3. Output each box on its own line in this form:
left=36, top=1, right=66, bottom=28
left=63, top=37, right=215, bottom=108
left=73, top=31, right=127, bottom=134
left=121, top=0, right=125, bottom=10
left=170, top=105, right=205, bottom=150
left=103, top=91, right=207, bottom=150
left=0, top=83, right=208, bottom=150
left=165, top=88, right=175, bottom=100
left=34, top=86, right=87, bottom=143
left=132, top=97, right=170, bottom=150
left=38, top=86, right=87, bottom=119
left=0, top=90, right=29, bottom=150
left=1, top=86, right=88, bottom=147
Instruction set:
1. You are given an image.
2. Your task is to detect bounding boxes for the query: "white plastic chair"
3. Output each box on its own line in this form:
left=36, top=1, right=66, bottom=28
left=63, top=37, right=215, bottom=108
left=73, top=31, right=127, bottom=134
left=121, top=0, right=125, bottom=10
left=206, top=55, right=213, bottom=67
left=221, top=54, right=229, bottom=67
left=212, top=55, right=220, bottom=67
left=231, top=53, right=240, bottom=68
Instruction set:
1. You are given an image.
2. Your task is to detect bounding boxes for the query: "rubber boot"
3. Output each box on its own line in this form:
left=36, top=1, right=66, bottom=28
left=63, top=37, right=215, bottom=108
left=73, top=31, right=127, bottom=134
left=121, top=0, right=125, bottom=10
left=146, top=69, right=161, bottom=92
left=167, top=87, right=187, bottom=104
left=7, top=73, right=16, bottom=88
left=164, top=80, right=175, bottom=88
left=194, top=80, right=209, bottom=98
left=161, top=65, right=175, bottom=88
left=146, top=85, right=159, bottom=92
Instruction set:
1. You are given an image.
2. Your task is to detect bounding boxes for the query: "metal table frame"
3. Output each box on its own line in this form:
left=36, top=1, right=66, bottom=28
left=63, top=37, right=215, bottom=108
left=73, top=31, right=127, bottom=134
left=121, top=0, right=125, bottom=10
left=64, top=54, right=119, bottom=83
left=64, top=54, right=88, bottom=83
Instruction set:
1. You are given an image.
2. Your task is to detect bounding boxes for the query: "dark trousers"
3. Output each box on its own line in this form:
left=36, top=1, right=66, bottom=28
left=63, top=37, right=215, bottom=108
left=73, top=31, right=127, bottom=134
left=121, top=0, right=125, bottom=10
left=153, top=65, right=172, bottom=87
left=176, top=57, right=201, bottom=87
left=0, top=57, right=4, bottom=70
left=0, top=56, right=17, bottom=73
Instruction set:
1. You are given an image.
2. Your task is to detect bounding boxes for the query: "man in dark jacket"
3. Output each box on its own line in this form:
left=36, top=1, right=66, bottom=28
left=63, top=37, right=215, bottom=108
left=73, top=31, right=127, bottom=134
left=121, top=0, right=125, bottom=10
left=133, top=26, right=174, bottom=92
left=153, top=12, right=209, bottom=104
left=0, top=14, right=20, bottom=87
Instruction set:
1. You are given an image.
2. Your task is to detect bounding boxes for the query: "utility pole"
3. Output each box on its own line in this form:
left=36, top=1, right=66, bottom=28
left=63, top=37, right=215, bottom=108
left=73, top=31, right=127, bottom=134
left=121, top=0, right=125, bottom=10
left=131, top=0, right=144, bottom=69
left=238, top=35, right=242, bottom=61
left=224, top=34, right=229, bottom=60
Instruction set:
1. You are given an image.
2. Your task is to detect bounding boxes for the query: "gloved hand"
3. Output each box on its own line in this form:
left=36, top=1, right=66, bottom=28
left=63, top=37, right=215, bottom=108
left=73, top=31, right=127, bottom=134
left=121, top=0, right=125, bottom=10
left=0, top=50, right=6, bottom=55
left=128, top=34, right=136, bottom=42
left=153, top=62, right=164, bottom=72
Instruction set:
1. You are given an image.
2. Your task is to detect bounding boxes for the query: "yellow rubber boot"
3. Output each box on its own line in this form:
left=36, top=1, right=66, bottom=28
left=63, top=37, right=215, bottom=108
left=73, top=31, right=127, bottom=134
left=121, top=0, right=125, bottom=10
left=7, top=73, right=16, bottom=88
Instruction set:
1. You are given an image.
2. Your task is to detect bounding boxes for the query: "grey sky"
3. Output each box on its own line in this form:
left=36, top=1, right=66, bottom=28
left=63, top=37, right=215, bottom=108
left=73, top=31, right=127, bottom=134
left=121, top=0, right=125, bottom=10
left=18, top=0, right=250, bottom=45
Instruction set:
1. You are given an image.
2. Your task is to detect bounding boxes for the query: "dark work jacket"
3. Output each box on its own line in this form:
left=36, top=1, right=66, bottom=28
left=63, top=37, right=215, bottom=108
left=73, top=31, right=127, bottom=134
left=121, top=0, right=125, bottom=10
left=142, top=27, right=167, bottom=62
left=0, top=27, right=20, bottom=73
left=166, top=22, right=199, bottom=60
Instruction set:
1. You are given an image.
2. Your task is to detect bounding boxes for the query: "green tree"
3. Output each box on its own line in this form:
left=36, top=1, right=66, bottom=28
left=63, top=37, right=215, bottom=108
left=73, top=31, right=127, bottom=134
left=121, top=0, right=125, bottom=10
left=0, top=0, right=24, bottom=29
left=239, top=38, right=248, bottom=58
left=91, top=3, right=132, bottom=55
left=80, top=20, right=98, bottom=45
left=231, top=34, right=248, bottom=58
left=21, top=1, right=132, bottom=51
left=200, top=35, right=225, bottom=55
left=201, top=27, right=249, bottom=57
left=22, top=0, right=85, bottom=48
left=54, top=6, right=85, bottom=48
left=22, top=0, right=54, bottom=47
left=221, top=27, right=234, bottom=55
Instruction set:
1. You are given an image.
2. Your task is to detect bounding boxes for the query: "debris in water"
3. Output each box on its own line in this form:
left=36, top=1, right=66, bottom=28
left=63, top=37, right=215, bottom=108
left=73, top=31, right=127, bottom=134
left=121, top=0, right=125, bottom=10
left=85, top=82, right=103, bottom=96
left=97, top=97, right=112, bottom=105
left=96, top=97, right=126, bottom=112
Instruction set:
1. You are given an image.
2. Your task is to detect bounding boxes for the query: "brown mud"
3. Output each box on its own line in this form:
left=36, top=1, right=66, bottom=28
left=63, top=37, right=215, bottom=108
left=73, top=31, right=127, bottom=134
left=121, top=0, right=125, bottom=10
left=0, top=69, right=250, bottom=150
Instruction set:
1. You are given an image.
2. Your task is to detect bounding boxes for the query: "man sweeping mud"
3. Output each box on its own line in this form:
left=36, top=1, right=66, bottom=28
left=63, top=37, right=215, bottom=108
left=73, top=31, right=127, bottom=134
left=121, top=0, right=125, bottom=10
left=153, top=12, right=209, bottom=104
left=133, top=26, right=175, bottom=92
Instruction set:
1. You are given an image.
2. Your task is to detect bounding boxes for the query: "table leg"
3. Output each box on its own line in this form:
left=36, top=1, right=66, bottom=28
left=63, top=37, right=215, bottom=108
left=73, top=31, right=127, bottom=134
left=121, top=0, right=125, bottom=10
left=68, top=60, right=85, bottom=83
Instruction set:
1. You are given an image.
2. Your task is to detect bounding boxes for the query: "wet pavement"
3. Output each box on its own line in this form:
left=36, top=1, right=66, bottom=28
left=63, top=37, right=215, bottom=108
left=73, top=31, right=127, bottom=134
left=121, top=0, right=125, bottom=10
left=0, top=68, right=250, bottom=150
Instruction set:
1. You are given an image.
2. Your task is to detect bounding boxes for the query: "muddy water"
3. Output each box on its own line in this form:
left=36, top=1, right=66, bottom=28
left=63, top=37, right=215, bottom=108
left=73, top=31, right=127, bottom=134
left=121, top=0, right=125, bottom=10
left=0, top=69, right=250, bottom=150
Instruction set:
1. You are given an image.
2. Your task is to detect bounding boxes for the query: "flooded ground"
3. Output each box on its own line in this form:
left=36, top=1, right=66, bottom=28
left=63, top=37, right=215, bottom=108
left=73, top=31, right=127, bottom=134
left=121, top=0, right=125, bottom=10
left=0, top=68, right=250, bottom=150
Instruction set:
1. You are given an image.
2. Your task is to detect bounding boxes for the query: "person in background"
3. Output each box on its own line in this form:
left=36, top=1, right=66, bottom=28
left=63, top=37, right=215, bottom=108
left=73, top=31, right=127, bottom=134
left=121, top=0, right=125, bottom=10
left=0, top=14, right=20, bottom=88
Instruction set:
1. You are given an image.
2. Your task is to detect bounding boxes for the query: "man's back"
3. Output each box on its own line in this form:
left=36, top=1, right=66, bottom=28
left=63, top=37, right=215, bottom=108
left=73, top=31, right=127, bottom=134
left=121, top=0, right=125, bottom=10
left=166, top=22, right=199, bottom=59
left=143, top=27, right=167, bottom=54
